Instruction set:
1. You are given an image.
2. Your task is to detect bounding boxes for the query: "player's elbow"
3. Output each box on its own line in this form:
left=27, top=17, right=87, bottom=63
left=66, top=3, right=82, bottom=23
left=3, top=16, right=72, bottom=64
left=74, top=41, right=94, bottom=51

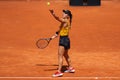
left=55, top=17, right=59, bottom=20
left=55, top=17, right=62, bottom=22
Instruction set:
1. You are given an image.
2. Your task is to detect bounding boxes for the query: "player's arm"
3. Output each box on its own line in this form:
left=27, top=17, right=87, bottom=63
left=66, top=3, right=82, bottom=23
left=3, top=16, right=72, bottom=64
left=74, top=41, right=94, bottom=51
left=50, top=31, right=59, bottom=40
left=49, top=10, right=65, bottom=23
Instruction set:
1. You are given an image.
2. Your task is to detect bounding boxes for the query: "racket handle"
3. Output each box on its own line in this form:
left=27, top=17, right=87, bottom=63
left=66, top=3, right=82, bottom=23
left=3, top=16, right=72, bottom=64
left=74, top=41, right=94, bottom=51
left=50, top=38, right=52, bottom=40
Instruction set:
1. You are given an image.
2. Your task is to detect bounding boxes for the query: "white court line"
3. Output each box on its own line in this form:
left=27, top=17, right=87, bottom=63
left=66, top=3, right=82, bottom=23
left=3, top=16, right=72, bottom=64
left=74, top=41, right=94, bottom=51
left=0, top=77, right=120, bottom=79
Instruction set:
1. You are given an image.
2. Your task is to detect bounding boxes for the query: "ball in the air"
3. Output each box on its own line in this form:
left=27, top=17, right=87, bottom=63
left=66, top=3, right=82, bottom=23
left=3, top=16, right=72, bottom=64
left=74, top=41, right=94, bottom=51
left=47, top=2, right=50, bottom=6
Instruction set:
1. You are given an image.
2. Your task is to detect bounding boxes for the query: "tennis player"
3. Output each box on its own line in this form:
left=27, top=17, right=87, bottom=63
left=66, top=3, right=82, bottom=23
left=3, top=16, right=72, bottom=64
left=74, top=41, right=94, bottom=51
left=49, top=9, right=75, bottom=77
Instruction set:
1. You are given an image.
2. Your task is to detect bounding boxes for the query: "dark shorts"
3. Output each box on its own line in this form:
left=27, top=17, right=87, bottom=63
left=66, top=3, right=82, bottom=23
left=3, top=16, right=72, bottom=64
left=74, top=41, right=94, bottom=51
left=59, top=36, right=70, bottom=50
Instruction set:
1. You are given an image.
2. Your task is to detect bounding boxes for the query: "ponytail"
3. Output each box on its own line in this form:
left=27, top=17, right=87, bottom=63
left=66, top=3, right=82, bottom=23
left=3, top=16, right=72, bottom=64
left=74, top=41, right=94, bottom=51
left=70, top=13, right=72, bottom=26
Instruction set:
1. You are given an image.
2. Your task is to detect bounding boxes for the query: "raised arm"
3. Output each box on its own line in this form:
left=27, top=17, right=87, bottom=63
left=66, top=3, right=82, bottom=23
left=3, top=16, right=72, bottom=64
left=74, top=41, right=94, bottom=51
left=49, top=10, right=64, bottom=23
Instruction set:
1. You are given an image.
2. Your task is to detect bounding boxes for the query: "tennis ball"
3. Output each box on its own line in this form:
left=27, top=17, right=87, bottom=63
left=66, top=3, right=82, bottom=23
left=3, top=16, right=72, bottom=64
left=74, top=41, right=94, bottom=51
left=47, top=2, right=50, bottom=6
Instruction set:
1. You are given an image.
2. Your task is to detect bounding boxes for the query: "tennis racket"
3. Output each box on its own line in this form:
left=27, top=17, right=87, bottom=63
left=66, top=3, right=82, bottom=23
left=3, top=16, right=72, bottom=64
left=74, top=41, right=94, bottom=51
left=36, top=38, right=52, bottom=49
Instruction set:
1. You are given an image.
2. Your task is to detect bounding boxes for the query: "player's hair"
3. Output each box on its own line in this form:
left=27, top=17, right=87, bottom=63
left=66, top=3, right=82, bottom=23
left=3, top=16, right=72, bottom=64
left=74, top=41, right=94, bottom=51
left=63, top=10, right=72, bottom=26
left=69, top=13, right=72, bottom=26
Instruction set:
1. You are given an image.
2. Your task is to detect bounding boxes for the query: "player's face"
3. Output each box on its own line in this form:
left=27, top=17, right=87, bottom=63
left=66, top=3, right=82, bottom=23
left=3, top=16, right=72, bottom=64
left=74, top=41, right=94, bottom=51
left=63, top=13, right=68, bottom=19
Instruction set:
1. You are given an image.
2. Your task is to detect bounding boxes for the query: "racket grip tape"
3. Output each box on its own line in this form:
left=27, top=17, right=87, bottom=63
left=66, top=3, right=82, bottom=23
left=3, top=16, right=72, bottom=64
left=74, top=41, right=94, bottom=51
left=50, top=38, right=52, bottom=40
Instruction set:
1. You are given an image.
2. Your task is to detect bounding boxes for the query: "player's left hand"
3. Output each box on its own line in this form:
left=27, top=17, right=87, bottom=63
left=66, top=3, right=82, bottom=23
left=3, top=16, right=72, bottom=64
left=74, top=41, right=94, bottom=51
left=49, top=9, right=54, bottom=14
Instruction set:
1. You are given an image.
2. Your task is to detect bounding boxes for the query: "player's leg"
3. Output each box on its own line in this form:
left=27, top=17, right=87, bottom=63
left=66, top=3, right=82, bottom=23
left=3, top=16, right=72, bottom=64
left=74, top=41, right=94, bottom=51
left=58, top=46, right=65, bottom=72
left=64, top=50, right=75, bottom=73
left=52, top=46, right=64, bottom=77
left=64, top=50, right=71, bottom=67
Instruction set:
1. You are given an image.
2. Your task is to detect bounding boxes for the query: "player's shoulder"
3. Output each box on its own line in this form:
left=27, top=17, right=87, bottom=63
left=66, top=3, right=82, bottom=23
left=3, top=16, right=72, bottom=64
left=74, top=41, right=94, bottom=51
left=61, top=18, right=68, bottom=22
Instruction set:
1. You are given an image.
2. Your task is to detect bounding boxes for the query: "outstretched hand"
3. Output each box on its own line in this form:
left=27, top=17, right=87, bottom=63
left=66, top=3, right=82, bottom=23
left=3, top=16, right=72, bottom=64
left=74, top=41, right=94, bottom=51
left=49, top=9, right=54, bottom=14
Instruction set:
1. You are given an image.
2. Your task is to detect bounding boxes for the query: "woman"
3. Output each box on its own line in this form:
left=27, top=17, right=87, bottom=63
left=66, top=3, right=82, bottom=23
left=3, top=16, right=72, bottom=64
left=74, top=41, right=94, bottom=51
left=49, top=9, right=75, bottom=77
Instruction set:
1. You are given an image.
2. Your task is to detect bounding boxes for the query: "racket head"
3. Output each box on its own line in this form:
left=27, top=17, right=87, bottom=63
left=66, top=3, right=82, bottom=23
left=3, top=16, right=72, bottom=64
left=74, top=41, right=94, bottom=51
left=36, top=38, right=51, bottom=49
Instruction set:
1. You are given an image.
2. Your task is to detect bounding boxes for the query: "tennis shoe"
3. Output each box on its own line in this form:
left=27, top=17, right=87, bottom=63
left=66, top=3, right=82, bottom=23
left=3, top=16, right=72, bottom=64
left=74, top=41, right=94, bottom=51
left=52, top=71, right=63, bottom=77
left=64, top=67, right=75, bottom=73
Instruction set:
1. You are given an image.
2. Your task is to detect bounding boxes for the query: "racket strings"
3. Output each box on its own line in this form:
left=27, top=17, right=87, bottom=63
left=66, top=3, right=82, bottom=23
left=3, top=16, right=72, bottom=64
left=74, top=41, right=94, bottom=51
left=37, top=39, right=49, bottom=49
